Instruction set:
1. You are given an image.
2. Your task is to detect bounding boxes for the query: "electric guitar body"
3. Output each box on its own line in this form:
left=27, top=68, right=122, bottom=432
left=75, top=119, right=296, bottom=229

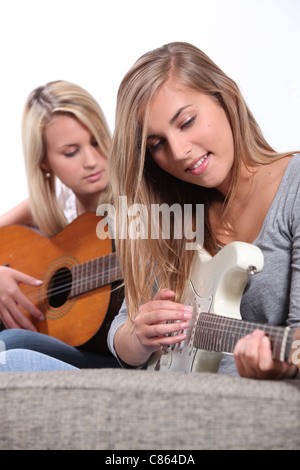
left=0, top=213, right=123, bottom=354
left=148, top=242, right=300, bottom=373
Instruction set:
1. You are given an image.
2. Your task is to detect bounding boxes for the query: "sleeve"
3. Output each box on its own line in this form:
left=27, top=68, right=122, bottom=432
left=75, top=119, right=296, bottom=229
left=107, top=299, right=147, bottom=369
left=107, top=299, right=128, bottom=358
left=288, top=177, right=300, bottom=328
left=55, top=180, right=77, bottom=223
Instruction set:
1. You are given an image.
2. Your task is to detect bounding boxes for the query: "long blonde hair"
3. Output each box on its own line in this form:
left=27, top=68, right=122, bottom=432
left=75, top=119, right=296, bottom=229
left=110, top=42, right=294, bottom=319
left=22, top=80, right=112, bottom=236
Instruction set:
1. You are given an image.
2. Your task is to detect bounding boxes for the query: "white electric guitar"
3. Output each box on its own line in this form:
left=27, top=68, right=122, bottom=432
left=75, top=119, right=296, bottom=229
left=148, top=242, right=300, bottom=373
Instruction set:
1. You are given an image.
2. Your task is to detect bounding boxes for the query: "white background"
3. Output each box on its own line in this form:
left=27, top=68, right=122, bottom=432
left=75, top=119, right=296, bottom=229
left=0, top=0, right=299, bottom=214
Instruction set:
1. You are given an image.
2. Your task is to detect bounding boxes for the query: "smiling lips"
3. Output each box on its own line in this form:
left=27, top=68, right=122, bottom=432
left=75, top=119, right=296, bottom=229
left=85, top=170, right=103, bottom=182
left=186, top=153, right=210, bottom=174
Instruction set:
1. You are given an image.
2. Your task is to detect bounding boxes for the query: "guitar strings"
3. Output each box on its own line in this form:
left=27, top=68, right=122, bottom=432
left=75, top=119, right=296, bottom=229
left=191, top=314, right=287, bottom=355
left=15, top=259, right=292, bottom=353
left=20, top=264, right=122, bottom=304
left=174, top=311, right=286, bottom=344
left=17, top=253, right=120, bottom=301
left=19, top=275, right=290, bottom=358
left=193, top=321, right=286, bottom=341
left=24, top=264, right=120, bottom=296
left=194, top=314, right=286, bottom=338
left=195, top=313, right=286, bottom=333
left=192, top=324, right=288, bottom=360
left=18, top=267, right=288, bottom=341
left=163, top=313, right=288, bottom=361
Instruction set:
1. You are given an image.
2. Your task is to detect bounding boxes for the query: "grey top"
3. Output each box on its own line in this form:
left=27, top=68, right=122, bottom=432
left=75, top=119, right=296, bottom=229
left=108, top=154, right=300, bottom=374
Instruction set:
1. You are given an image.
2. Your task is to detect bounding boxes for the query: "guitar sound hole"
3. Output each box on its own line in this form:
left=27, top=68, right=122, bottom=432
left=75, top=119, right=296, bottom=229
left=48, top=267, right=72, bottom=308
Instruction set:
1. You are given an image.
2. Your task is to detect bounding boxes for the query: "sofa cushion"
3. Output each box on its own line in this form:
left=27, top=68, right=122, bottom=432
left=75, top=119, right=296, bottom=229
left=0, top=368, right=299, bottom=450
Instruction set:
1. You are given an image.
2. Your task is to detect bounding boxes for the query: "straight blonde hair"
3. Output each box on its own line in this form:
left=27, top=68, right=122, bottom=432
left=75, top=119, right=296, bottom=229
left=23, top=80, right=112, bottom=236
left=110, top=42, right=295, bottom=319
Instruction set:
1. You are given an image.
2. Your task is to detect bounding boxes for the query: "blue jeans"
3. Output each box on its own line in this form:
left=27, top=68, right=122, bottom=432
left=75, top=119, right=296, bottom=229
left=0, top=329, right=120, bottom=369
left=0, top=349, right=77, bottom=371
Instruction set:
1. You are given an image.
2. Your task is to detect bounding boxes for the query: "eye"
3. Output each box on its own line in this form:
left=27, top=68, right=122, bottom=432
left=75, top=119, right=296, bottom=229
left=64, top=149, right=78, bottom=157
left=91, top=138, right=99, bottom=148
left=147, top=138, right=166, bottom=153
left=180, top=115, right=197, bottom=130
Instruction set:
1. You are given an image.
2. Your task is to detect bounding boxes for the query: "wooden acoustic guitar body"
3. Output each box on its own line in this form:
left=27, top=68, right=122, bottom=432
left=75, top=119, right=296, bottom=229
left=0, top=213, right=123, bottom=354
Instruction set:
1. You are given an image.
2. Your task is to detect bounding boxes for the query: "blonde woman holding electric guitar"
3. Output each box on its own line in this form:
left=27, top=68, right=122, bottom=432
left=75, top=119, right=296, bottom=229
left=107, top=42, right=300, bottom=380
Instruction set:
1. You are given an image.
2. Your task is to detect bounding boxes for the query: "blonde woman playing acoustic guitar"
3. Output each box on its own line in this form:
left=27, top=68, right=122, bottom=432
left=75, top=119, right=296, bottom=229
left=0, top=81, right=121, bottom=370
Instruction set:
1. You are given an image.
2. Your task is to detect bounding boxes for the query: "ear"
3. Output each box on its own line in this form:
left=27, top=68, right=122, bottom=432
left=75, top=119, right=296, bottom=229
left=40, top=159, right=50, bottom=173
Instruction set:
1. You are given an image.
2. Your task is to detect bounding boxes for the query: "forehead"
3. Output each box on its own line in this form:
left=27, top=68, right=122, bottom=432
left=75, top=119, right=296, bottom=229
left=147, top=81, right=200, bottom=132
left=150, top=80, right=198, bottom=108
left=44, top=114, right=89, bottom=146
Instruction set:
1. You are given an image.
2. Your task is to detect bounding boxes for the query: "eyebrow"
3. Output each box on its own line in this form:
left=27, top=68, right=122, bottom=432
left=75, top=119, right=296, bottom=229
left=147, top=105, right=192, bottom=140
left=57, top=143, right=77, bottom=149
left=55, top=143, right=78, bottom=153
left=169, top=105, right=192, bottom=125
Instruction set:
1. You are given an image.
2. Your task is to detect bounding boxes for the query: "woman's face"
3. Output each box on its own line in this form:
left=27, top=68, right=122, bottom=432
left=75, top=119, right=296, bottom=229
left=146, top=80, right=235, bottom=195
left=42, top=114, right=108, bottom=196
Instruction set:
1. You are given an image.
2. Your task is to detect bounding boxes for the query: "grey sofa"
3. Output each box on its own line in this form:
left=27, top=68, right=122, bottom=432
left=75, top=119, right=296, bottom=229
left=0, top=368, right=299, bottom=450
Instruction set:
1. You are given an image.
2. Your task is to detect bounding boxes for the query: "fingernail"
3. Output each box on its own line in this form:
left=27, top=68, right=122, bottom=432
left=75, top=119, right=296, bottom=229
left=182, top=305, right=193, bottom=312
left=183, top=312, right=192, bottom=319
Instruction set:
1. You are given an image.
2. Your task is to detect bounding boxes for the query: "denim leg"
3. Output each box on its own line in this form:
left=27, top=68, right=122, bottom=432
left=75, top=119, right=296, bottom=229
left=0, top=329, right=120, bottom=369
left=0, top=349, right=77, bottom=372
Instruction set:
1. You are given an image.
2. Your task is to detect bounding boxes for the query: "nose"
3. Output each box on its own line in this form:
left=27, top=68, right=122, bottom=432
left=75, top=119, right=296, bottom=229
left=169, top=134, right=192, bottom=161
left=82, top=146, right=98, bottom=168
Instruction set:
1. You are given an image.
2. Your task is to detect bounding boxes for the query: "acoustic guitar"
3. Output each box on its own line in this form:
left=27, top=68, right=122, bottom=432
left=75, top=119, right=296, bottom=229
left=148, top=241, right=300, bottom=373
left=0, top=212, right=123, bottom=354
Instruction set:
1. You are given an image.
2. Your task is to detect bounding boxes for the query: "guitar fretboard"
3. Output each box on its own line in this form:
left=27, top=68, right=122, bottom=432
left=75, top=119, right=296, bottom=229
left=194, top=312, right=294, bottom=362
left=69, top=252, right=122, bottom=298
